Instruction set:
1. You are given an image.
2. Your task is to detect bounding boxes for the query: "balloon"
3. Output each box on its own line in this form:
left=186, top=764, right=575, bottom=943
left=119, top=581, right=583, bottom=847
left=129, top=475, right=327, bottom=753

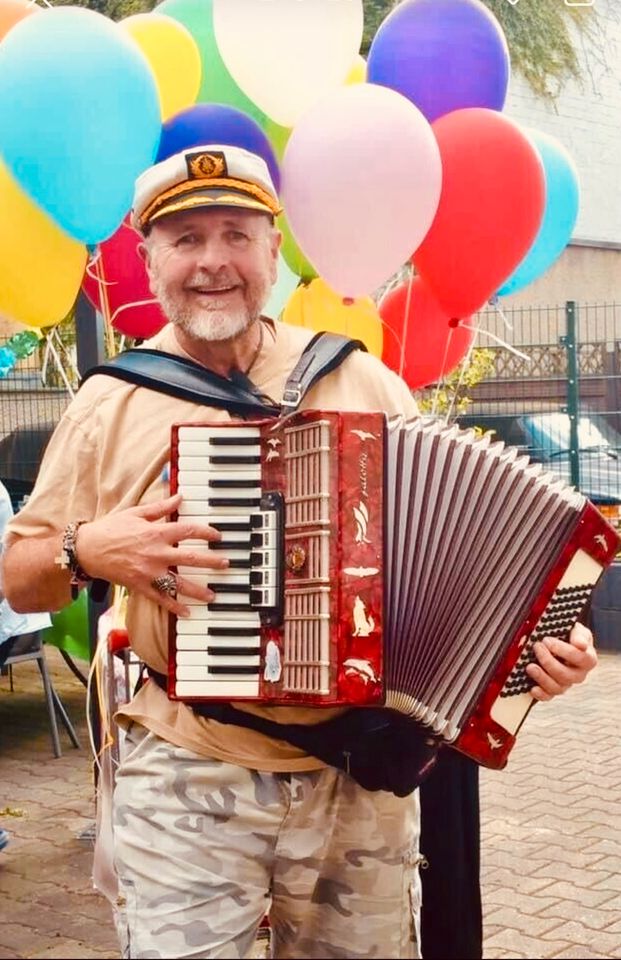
left=0, top=8, right=161, bottom=244
left=497, top=130, right=580, bottom=297
left=278, top=213, right=317, bottom=284
left=263, top=254, right=299, bottom=320
left=0, top=159, right=87, bottom=328
left=213, top=0, right=364, bottom=126
left=82, top=218, right=167, bottom=340
left=41, top=591, right=89, bottom=662
left=0, top=0, right=38, bottom=43
left=346, top=55, right=366, bottom=85
left=263, top=118, right=291, bottom=163
left=157, top=0, right=265, bottom=125
left=367, top=0, right=509, bottom=123
left=283, top=278, right=383, bottom=359
left=379, top=275, right=475, bottom=389
left=281, top=83, right=441, bottom=298
left=156, top=103, right=281, bottom=190
left=120, top=12, right=201, bottom=121
left=413, top=108, right=545, bottom=318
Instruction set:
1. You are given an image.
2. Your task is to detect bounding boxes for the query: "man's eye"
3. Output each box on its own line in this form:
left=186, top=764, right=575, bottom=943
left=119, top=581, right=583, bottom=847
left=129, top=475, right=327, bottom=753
left=228, top=230, right=248, bottom=243
left=176, top=234, right=197, bottom=246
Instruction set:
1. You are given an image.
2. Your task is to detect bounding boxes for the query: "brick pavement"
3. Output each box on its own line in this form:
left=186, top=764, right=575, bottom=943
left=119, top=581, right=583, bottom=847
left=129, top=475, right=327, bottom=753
left=1, top=646, right=620, bottom=959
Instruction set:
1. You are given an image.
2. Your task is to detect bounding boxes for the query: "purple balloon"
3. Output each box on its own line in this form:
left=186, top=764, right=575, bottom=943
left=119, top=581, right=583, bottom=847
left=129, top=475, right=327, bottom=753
left=156, top=103, right=281, bottom=190
left=367, top=0, right=510, bottom=123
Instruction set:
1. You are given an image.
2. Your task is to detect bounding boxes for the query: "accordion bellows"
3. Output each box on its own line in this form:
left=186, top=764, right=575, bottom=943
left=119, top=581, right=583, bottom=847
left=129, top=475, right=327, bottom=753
left=169, top=411, right=619, bottom=768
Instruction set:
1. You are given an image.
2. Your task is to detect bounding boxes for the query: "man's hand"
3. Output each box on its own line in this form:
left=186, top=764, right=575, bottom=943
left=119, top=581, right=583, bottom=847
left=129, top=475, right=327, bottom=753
left=526, top=621, right=597, bottom=702
left=76, top=493, right=229, bottom=617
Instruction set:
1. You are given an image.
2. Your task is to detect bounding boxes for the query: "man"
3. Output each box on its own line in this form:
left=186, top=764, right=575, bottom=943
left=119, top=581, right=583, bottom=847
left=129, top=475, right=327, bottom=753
left=1, top=144, right=597, bottom=959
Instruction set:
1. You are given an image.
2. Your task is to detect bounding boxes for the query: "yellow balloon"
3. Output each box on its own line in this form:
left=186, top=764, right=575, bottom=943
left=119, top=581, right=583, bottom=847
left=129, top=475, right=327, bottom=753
left=121, top=13, right=201, bottom=121
left=0, top=160, right=87, bottom=328
left=345, top=54, right=366, bottom=85
left=282, top=277, right=383, bottom=358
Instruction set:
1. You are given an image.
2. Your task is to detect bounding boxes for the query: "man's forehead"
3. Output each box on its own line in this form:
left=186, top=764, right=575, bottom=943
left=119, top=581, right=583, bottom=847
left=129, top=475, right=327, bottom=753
left=152, top=206, right=269, bottom=234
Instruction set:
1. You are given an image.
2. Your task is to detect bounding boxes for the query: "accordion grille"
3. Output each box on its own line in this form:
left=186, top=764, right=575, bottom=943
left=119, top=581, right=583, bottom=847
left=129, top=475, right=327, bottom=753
left=282, top=419, right=332, bottom=694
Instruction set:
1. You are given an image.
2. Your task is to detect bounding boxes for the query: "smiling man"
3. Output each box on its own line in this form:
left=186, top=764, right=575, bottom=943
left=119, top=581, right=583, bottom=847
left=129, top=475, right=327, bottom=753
left=0, top=144, right=597, bottom=960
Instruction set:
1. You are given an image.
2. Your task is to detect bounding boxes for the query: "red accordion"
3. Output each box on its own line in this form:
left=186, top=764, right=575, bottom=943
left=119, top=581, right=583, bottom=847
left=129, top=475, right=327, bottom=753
left=168, top=411, right=619, bottom=769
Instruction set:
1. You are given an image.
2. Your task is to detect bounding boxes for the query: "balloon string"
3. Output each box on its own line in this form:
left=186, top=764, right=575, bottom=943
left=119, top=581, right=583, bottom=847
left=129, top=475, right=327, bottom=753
left=489, top=295, right=514, bottom=331
left=90, top=250, right=118, bottom=356
left=109, top=297, right=162, bottom=328
left=441, top=334, right=477, bottom=425
left=460, top=321, right=531, bottom=362
left=430, top=322, right=460, bottom=418
left=85, top=250, right=116, bottom=287
left=43, top=329, right=76, bottom=399
left=400, top=267, right=415, bottom=378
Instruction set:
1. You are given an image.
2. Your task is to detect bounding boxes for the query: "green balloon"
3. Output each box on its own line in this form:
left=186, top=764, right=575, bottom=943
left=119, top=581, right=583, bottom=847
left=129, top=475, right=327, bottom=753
left=278, top=213, right=317, bottom=283
left=263, top=118, right=291, bottom=162
left=157, top=0, right=266, bottom=125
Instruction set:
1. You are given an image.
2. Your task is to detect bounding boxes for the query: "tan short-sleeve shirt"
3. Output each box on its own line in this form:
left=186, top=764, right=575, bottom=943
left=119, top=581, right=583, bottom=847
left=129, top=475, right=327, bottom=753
left=6, top=319, right=418, bottom=771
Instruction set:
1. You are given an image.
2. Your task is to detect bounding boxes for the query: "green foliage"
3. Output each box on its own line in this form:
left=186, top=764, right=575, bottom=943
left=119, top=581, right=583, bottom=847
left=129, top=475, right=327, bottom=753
left=415, top=347, right=496, bottom=419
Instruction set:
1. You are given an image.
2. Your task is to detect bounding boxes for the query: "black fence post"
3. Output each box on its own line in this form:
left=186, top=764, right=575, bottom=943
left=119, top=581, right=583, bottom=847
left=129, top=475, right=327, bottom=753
left=74, top=289, right=106, bottom=377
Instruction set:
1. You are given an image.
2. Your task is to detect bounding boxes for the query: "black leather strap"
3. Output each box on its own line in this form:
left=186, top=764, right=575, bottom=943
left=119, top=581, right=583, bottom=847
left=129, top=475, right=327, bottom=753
left=82, top=348, right=280, bottom=419
left=281, top=333, right=367, bottom=412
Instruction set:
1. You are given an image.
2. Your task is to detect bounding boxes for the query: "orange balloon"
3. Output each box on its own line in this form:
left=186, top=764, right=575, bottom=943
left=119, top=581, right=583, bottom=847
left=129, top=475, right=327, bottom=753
left=0, top=0, right=38, bottom=43
left=282, top=277, right=383, bottom=358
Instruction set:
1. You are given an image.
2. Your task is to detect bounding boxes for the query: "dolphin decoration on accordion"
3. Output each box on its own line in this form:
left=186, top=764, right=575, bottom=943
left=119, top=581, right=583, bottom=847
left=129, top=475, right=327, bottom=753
left=168, top=411, right=620, bottom=769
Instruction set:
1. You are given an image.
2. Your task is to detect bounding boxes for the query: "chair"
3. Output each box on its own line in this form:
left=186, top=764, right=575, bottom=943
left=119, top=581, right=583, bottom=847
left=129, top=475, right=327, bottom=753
left=1, top=631, right=81, bottom=758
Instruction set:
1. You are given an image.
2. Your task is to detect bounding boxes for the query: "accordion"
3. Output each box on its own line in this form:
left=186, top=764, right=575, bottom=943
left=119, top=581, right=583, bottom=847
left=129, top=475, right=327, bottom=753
left=168, top=410, right=619, bottom=769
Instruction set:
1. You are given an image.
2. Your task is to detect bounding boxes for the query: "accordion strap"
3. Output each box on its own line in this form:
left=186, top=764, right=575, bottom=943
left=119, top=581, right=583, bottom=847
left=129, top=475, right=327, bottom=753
left=80, top=333, right=366, bottom=417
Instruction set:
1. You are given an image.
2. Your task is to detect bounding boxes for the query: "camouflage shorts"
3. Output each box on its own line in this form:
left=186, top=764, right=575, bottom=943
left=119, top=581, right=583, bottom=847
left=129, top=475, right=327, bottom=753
left=113, top=725, right=422, bottom=959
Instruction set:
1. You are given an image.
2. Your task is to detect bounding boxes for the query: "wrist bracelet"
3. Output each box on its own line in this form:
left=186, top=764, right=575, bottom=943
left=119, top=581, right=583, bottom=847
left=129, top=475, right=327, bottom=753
left=56, top=520, right=92, bottom=599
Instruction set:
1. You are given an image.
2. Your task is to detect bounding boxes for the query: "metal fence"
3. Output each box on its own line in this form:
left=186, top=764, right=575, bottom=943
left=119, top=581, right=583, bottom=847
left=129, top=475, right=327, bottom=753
left=1, top=301, right=621, bottom=521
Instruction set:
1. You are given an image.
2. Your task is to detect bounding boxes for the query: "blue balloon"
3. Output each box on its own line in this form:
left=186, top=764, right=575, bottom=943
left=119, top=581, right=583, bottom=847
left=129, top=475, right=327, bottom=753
left=497, top=131, right=580, bottom=297
left=367, top=0, right=509, bottom=123
left=157, top=103, right=281, bottom=191
left=0, top=8, right=161, bottom=244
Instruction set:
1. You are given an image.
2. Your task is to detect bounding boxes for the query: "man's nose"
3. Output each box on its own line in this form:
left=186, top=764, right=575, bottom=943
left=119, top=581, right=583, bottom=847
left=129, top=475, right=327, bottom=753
left=194, top=238, right=228, bottom=271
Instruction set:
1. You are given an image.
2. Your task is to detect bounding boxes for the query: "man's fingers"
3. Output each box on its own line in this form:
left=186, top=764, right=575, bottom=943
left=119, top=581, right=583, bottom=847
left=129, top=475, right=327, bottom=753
left=133, top=493, right=183, bottom=521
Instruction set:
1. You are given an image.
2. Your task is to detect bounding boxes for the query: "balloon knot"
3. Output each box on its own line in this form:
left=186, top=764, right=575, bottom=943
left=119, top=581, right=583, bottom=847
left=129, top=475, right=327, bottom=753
left=342, top=297, right=355, bottom=306
left=448, top=317, right=460, bottom=328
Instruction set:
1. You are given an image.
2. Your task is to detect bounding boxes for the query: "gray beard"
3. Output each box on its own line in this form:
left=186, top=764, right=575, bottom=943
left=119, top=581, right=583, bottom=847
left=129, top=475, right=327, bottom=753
left=155, top=287, right=256, bottom=343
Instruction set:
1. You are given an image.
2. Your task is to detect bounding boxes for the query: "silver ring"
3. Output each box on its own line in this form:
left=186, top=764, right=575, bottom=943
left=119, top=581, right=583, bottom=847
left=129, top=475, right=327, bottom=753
left=150, top=573, right=177, bottom=598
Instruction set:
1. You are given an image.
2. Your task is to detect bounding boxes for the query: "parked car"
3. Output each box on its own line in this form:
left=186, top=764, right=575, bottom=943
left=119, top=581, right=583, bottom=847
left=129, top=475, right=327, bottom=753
left=456, top=411, right=621, bottom=531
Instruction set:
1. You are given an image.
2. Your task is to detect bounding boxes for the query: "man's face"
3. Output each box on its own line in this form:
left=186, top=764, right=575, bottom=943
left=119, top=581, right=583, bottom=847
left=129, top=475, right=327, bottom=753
left=143, top=207, right=281, bottom=342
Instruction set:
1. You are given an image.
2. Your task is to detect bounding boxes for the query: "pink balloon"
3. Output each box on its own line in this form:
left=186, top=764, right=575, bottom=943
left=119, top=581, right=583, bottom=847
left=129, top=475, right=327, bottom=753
left=82, top=217, right=167, bottom=339
left=281, top=83, right=442, bottom=298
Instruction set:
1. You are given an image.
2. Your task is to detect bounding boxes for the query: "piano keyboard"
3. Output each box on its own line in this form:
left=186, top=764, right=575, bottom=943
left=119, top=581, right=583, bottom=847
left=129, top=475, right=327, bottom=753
left=173, top=425, right=283, bottom=698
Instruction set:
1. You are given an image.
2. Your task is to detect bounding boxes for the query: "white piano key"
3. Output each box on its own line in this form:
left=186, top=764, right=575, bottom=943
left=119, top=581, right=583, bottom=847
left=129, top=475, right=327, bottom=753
left=175, top=680, right=260, bottom=697
left=178, top=504, right=260, bottom=517
left=176, top=616, right=261, bottom=636
left=176, top=636, right=260, bottom=650
left=177, top=426, right=261, bottom=441
left=178, top=608, right=260, bottom=623
left=183, top=572, right=250, bottom=586
left=176, top=652, right=261, bottom=668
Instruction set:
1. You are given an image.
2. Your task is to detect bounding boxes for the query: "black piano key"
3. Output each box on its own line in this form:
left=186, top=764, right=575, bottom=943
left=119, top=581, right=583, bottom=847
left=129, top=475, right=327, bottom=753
left=250, top=571, right=264, bottom=586
left=209, top=665, right=260, bottom=675
left=207, top=627, right=259, bottom=637
left=208, top=582, right=250, bottom=594
left=209, top=539, right=251, bottom=551
left=207, top=646, right=260, bottom=656
left=212, top=521, right=252, bottom=532
left=228, top=559, right=251, bottom=569
left=209, top=479, right=260, bottom=489
left=209, top=455, right=261, bottom=465
left=209, top=436, right=258, bottom=446
left=208, top=497, right=261, bottom=508
left=208, top=602, right=251, bottom=612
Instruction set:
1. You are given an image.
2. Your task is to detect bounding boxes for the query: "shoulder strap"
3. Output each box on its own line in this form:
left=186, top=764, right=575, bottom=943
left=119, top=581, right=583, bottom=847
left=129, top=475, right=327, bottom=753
left=281, top=332, right=367, bottom=412
left=81, top=333, right=366, bottom=417
left=81, top=348, right=280, bottom=418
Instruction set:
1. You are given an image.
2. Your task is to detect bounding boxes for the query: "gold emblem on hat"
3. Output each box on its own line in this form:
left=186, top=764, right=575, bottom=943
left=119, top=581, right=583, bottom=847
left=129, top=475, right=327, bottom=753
left=188, top=152, right=226, bottom=180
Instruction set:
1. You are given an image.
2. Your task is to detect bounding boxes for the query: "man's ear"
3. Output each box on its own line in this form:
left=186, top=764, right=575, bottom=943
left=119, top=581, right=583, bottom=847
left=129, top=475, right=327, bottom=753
left=138, top=241, right=158, bottom=294
left=270, top=228, right=282, bottom=284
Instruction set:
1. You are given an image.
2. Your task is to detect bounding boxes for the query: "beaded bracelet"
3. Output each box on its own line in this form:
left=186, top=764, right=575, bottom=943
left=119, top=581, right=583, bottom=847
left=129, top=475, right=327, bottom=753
left=56, top=520, right=92, bottom=600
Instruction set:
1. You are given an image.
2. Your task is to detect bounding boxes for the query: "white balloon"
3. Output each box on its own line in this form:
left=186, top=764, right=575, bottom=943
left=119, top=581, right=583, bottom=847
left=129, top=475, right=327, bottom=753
left=281, top=83, right=443, bottom=298
left=213, top=0, right=363, bottom=127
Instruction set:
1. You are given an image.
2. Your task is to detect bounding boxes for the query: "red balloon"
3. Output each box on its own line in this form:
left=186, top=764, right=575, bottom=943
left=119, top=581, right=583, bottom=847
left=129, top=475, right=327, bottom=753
left=380, top=275, right=475, bottom=390
left=413, top=108, right=545, bottom=318
left=82, top=217, right=167, bottom=339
